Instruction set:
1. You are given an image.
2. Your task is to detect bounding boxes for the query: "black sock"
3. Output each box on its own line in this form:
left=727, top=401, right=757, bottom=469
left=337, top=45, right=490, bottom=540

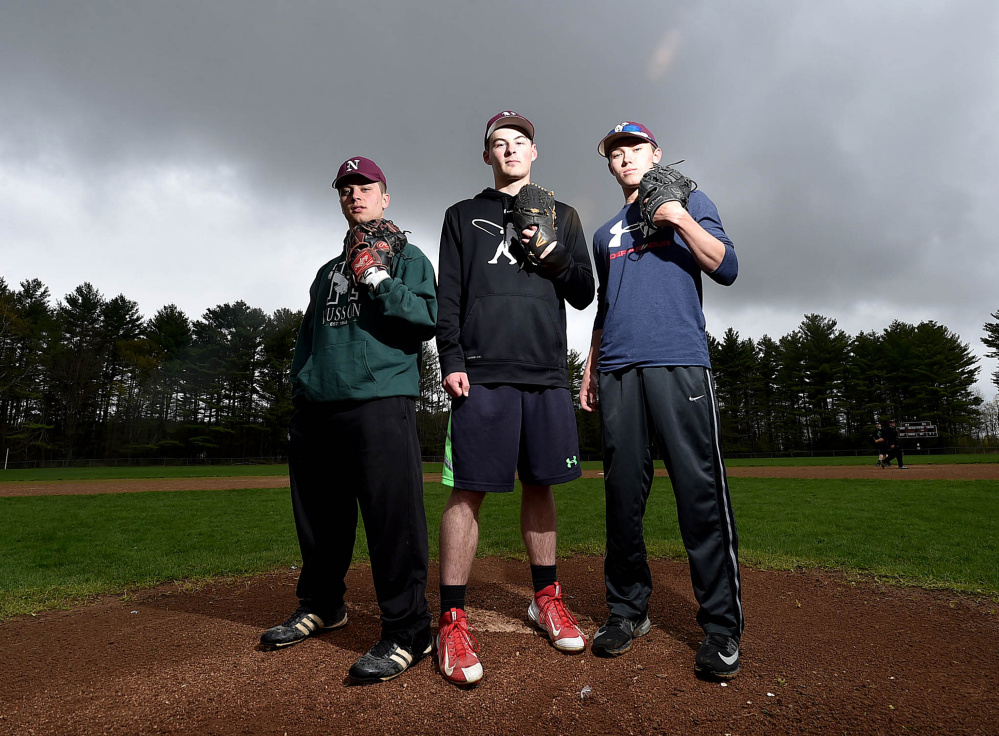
left=530, top=564, right=558, bottom=594
left=440, top=585, right=467, bottom=615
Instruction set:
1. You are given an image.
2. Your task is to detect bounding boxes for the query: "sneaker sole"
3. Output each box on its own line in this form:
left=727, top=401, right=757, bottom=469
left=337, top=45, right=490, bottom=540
left=440, top=664, right=483, bottom=687
left=527, top=604, right=586, bottom=653
left=694, top=662, right=740, bottom=680
left=592, top=616, right=652, bottom=656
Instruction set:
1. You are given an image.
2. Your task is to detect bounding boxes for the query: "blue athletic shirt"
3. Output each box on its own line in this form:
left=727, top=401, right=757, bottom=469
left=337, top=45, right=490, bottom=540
left=592, top=190, right=737, bottom=372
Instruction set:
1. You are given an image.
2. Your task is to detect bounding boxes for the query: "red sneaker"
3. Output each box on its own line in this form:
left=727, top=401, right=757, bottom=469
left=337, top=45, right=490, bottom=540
left=528, top=582, right=586, bottom=652
left=436, top=608, right=483, bottom=686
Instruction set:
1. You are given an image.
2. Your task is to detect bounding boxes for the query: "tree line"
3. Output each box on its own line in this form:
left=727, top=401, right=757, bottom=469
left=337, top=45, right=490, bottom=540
left=1, top=277, right=996, bottom=464
left=706, top=314, right=989, bottom=453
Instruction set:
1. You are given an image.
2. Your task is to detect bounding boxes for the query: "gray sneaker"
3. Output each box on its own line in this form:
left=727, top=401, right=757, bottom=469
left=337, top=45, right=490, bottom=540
left=592, top=614, right=652, bottom=656
left=260, top=605, right=348, bottom=649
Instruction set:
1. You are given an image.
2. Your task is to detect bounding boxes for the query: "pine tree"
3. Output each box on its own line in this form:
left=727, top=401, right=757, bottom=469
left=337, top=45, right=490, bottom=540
left=983, top=309, right=999, bottom=392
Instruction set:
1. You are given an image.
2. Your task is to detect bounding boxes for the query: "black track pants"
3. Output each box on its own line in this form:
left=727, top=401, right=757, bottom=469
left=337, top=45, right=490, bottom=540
left=598, top=366, right=744, bottom=638
left=885, top=445, right=905, bottom=466
left=289, top=397, right=430, bottom=646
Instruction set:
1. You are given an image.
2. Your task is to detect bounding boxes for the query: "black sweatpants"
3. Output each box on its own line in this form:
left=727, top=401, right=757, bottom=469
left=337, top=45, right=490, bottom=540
left=289, top=396, right=430, bottom=647
left=885, top=445, right=904, bottom=466
left=598, top=366, right=744, bottom=639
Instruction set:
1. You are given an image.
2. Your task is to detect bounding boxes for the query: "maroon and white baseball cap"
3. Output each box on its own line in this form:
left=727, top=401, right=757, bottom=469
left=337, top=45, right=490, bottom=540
left=484, top=111, right=535, bottom=148
left=597, top=122, right=659, bottom=157
left=332, top=156, right=387, bottom=189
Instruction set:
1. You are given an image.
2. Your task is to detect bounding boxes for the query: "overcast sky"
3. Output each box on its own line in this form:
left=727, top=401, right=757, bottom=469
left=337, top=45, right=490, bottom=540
left=3, top=1, right=998, bottom=398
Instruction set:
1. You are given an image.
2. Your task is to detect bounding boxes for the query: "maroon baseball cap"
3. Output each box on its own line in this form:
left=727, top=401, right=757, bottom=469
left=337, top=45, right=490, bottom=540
left=484, top=111, right=535, bottom=148
left=332, top=156, right=387, bottom=189
left=597, top=121, right=659, bottom=157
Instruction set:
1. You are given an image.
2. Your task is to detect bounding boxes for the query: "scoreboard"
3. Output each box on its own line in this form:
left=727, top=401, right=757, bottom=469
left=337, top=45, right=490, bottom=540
left=898, top=420, right=937, bottom=438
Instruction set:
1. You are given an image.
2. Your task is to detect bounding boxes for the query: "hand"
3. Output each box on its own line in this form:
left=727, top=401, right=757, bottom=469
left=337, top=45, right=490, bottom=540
left=651, top=200, right=686, bottom=229
left=359, top=266, right=390, bottom=290
left=443, top=372, right=470, bottom=398
left=349, top=247, right=389, bottom=288
left=521, top=225, right=539, bottom=246
left=580, top=368, right=598, bottom=412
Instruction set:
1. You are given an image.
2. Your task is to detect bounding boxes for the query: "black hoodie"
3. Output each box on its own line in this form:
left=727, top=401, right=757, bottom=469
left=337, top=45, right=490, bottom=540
left=436, top=187, right=594, bottom=387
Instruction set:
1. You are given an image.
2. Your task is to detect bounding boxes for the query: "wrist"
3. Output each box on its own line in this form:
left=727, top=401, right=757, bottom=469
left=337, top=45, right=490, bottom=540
left=364, top=269, right=390, bottom=290
left=657, top=201, right=688, bottom=227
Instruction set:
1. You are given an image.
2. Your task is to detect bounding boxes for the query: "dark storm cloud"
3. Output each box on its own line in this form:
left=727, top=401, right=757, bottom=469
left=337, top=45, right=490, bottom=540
left=2, top=1, right=998, bottom=393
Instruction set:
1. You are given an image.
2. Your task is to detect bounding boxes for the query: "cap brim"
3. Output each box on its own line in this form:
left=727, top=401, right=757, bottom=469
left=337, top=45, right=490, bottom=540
left=332, top=173, right=380, bottom=189
left=485, top=117, right=535, bottom=146
left=597, top=132, right=658, bottom=157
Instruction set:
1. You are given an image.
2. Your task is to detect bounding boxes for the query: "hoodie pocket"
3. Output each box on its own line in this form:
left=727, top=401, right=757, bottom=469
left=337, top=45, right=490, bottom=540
left=463, top=294, right=563, bottom=367
left=296, top=341, right=376, bottom=400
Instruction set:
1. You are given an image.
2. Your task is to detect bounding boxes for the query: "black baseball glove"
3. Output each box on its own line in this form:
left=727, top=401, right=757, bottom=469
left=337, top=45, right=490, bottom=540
left=511, top=183, right=571, bottom=276
left=638, top=164, right=697, bottom=231
left=345, top=218, right=408, bottom=288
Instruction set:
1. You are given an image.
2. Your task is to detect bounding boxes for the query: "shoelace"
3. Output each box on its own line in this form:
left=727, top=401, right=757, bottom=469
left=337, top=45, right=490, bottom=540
left=369, top=639, right=398, bottom=657
left=539, top=592, right=580, bottom=630
left=441, top=618, right=479, bottom=657
left=705, top=633, right=737, bottom=654
left=284, top=608, right=313, bottom=626
left=603, top=614, right=631, bottom=632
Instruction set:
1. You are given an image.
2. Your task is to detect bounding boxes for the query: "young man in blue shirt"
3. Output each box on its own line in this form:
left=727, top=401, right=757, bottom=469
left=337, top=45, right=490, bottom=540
left=581, top=122, right=744, bottom=679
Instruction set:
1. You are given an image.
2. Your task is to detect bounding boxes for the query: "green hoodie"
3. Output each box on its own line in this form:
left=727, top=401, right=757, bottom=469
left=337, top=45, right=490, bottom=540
left=290, top=242, right=437, bottom=403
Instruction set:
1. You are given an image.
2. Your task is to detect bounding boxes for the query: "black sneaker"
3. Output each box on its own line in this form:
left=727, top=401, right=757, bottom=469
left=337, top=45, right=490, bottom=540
left=694, top=633, right=740, bottom=680
left=876, top=460, right=883, bottom=468
left=349, top=635, right=432, bottom=683
left=259, top=605, right=348, bottom=649
left=591, top=614, right=652, bottom=656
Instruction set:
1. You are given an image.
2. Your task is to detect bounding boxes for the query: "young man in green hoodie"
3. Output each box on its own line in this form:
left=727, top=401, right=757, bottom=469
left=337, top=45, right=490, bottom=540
left=259, top=157, right=438, bottom=684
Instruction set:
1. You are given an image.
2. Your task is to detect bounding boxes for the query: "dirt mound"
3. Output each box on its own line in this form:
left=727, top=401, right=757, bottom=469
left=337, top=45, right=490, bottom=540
left=3, top=557, right=996, bottom=735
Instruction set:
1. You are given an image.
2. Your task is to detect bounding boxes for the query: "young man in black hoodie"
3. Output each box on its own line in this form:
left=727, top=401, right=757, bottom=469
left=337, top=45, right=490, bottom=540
left=434, top=112, right=595, bottom=686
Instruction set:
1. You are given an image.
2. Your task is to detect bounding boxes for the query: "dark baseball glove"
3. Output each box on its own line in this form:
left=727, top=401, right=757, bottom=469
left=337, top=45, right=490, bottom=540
left=346, top=218, right=408, bottom=287
left=511, top=183, right=571, bottom=276
left=638, top=164, right=697, bottom=231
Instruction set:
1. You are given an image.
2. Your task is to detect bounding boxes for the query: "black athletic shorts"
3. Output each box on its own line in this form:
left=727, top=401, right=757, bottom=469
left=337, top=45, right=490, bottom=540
left=442, top=384, right=582, bottom=492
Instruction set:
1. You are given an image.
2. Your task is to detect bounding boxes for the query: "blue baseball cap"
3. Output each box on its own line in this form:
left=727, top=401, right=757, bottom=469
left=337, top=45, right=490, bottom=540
left=597, top=121, right=659, bottom=157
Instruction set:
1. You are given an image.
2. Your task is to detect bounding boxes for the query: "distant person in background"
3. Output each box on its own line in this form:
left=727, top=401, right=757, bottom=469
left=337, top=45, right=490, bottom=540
left=872, top=421, right=888, bottom=468
left=883, top=419, right=908, bottom=469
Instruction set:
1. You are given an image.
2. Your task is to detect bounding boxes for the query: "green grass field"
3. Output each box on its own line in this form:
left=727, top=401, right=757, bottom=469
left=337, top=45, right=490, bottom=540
left=3, top=452, right=997, bottom=483
left=0, top=464, right=292, bottom=483
left=2, top=473, right=997, bottom=618
left=723, top=453, right=999, bottom=467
